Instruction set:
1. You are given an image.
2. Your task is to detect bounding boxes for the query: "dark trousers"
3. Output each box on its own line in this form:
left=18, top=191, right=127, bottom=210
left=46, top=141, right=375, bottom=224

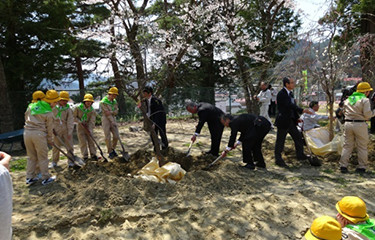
left=371, top=117, right=375, bottom=134
left=151, top=122, right=168, bottom=150
left=269, top=101, right=276, bottom=117
left=275, top=121, right=304, bottom=161
left=243, top=119, right=271, bottom=166
left=208, top=121, right=224, bottom=156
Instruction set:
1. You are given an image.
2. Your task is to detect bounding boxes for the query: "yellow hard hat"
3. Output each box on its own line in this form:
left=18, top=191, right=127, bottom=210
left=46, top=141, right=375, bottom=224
left=43, top=90, right=61, bottom=103
left=59, top=91, right=70, bottom=101
left=83, top=93, right=94, bottom=102
left=336, top=196, right=369, bottom=224
left=305, top=216, right=342, bottom=240
left=31, top=91, right=45, bottom=103
left=356, top=82, right=373, bottom=93
left=108, top=87, right=119, bottom=95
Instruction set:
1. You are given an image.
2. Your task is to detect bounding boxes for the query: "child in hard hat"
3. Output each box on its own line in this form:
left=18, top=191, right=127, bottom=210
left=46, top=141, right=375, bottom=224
left=305, top=215, right=342, bottom=240
left=73, top=94, right=97, bottom=161
left=340, top=82, right=375, bottom=173
left=51, top=91, right=75, bottom=168
left=26, top=90, right=46, bottom=178
left=24, top=90, right=59, bottom=185
left=100, top=87, right=119, bottom=159
left=336, top=196, right=375, bottom=239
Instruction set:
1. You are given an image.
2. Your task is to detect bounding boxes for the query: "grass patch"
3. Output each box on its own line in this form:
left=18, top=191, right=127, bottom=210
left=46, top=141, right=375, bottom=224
left=10, top=158, right=27, bottom=171
left=322, top=169, right=334, bottom=174
left=98, top=209, right=113, bottom=224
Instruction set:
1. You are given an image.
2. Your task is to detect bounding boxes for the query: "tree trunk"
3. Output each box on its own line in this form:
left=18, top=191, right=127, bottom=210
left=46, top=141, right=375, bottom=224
left=359, top=33, right=375, bottom=87
left=234, top=51, right=259, bottom=114
left=0, top=58, right=14, bottom=133
left=109, top=19, right=126, bottom=116
left=75, top=56, right=85, bottom=100
left=199, top=42, right=215, bottom=104
left=127, top=27, right=146, bottom=92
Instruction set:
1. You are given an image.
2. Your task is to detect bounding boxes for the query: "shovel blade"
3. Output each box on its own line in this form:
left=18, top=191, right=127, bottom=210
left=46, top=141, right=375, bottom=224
left=122, top=151, right=130, bottom=162
left=74, top=156, right=85, bottom=167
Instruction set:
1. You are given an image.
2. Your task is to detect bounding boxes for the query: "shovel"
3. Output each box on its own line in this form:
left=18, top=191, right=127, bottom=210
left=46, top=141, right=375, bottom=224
left=186, top=141, right=194, bottom=156
left=52, top=143, right=84, bottom=168
left=203, top=152, right=226, bottom=170
left=113, top=125, right=130, bottom=161
left=79, top=122, right=109, bottom=162
left=53, top=130, right=85, bottom=167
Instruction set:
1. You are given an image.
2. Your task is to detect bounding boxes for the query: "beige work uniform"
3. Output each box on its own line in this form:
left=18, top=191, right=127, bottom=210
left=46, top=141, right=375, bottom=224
left=73, top=105, right=97, bottom=158
left=24, top=107, right=54, bottom=180
left=52, top=105, right=74, bottom=164
left=340, top=97, right=375, bottom=169
left=100, top=99, right=119, bottom=153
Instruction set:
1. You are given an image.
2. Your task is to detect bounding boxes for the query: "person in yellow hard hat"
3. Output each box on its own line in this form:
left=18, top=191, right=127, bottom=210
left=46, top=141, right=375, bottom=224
left=24, top=90, right=60, bottom=186
left=26, top=91, right=46, bottom=121
left=100, top=87, right=119, bottom=159
left=339, top=82, right=375, bottom=173
left=73, top=93, right=97, bottom=161
left=25, top=90, right=46, bottom=178
left=51, top=91, right=75, bottom=168
left=305, top=215, right=342, bottom=240
left=335, top=196, right=375, bottom=240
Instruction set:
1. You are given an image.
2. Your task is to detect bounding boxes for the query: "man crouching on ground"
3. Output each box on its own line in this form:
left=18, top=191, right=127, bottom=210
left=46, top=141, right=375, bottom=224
left=221, top=114, right=271, bottom=170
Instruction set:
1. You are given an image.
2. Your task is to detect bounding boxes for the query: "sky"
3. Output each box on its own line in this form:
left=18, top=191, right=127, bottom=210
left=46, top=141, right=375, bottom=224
left=295, top=0, right=331, bottom=32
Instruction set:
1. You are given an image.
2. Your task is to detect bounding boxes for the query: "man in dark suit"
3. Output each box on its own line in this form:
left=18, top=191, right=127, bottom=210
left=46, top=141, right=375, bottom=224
left=186, top=102, right=224, bottom=157
left=274, top=77, right=312, bottom=167
left=142, top=86, right=168, bottom=150
left=221, top=114, right=271, bottom=169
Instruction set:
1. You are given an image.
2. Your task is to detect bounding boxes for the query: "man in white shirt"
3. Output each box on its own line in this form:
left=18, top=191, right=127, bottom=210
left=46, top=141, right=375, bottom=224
left=255, top=82, right=273, bottom=127
left=300, top=101, right=329, bottom=131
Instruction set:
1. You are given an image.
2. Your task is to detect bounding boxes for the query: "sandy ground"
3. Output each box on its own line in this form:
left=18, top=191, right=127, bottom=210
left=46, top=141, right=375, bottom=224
left=7, top=119, right=375, bottom=240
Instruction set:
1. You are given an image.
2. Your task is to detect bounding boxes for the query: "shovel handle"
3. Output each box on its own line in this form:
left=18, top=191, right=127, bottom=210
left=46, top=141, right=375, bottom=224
left=206, top=154, right=224, bottom=169
left=80, top=122, right=108, bottom=161
left=52, top=143, right=75, bottom=163
left=186, top=141, right=193, bottom=156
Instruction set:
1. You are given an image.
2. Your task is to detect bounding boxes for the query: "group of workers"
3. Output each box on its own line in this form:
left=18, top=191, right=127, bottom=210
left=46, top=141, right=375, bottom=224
left=23, top=86, right=169, bottom=186
left=22, top=76, right=375, bottom=186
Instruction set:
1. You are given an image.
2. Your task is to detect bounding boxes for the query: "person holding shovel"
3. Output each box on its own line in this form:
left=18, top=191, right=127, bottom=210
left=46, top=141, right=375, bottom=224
left=221, top=114, right=271, bottom=170
left=100, top=87, right=119, bottom=159
left=51, top=91, right=75, bottom=168
left=141, top=86, right=168, bottom=151
left=186, top=102, right=224, bottom=157
left=24, top=89, right=59, bottom=185
left=73, top=93, right=98, bottom=161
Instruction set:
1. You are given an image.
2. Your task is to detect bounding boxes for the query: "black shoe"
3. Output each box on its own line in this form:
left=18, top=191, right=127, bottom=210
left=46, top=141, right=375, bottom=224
left=355, top=168, right=366, bottom=174
left=255, top=162, right=266, bottom=168
left=242, top=163, right=255, bottom=170
left=297, top=154, right=310, bottom=161
left=275, top=159, right=288, bottom=167
left=203, top=151, right=219, bottom=158
left=308, top=156, right=322, bottom=167
left=109, top=150, right=118, bottom=159
left=83, top=157, right=89, bottom=162
left=340, top=167, right=349, bottom=173
left=26, top=178, right=38, bottom=185
left=91, top=155, right=98, bottom=161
